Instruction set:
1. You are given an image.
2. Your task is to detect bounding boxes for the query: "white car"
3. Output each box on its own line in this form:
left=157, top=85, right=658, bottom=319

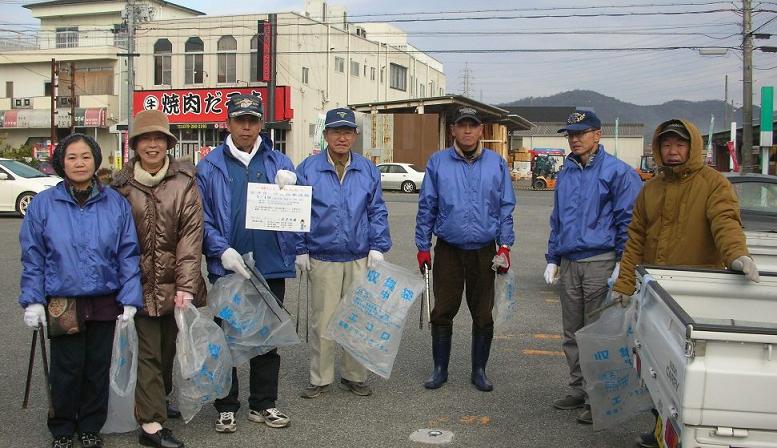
left=377, top=162, right=425, bottom=193
left=0, top=158, right=60, bottom=217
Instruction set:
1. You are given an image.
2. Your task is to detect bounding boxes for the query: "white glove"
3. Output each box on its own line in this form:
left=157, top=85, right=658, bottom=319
left=730, top=256, right=760, bottom=283
left=23, top=304, right=46, bottom=329
left=221, top=247, right=251, bottom=279
left=275, top=170, right=297, bottom=189
left=608, top=262, right=621, bottom=288
left=544, top=263, right=559, bottom=285
left=120, top=305, right=137, bottom=321
left=175, top=290, right=194, bottom=309
left=295, top=253, right=311, bottom=272
left=368, top=250, right=384, bottom=269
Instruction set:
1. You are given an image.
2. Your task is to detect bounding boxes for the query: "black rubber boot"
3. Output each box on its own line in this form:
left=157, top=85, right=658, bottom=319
left=471, top=329, right=493, bottom=392
left=424, top=326, right=452, bottom=389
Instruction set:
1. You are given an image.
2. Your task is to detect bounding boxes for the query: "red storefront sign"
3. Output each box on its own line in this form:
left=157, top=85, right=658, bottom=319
left=258, top=20, right=272, bottom=82
left=132, top=87, right=293, bottom=124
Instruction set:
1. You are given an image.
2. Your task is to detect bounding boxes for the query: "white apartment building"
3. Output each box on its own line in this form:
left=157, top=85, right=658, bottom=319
left=0, top=0, right=203, bottom=168
left=132, top=1, right=446, bottom=164
left=0, top=0, right=446, bottom=167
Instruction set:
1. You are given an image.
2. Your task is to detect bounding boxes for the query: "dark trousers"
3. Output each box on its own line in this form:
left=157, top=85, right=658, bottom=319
left=431, top=239, right=496, bottom=332
left=215, top=278, right=285, bottom=413
left=134, top=313, right=178, bottom=424
left=48, top=320, right=116, bottom=438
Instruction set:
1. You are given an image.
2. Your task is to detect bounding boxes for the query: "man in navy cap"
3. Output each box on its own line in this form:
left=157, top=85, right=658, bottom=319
left=295, top=107, right=391, bottom=399
left=415, top=106, right=516, bottom=393
left=544, top=110, right=642, bottom=424
left=196, top=94, right=298, bottom=433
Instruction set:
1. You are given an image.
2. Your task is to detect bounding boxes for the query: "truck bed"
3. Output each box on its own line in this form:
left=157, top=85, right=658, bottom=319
left=634, top=267, right=777, bottom=445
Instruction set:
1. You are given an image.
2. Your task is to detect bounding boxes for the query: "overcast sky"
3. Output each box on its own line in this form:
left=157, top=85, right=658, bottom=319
left=3, top=0, right=777, bottom=107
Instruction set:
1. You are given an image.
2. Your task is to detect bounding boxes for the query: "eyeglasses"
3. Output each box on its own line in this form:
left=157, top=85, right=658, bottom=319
left=564, top=129, right=594, bottom=140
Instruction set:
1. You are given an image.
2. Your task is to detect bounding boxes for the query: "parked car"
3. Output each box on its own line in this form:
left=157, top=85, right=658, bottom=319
left=724, top=173, right=777, bottom=232
left=377, top=163, right=425, bottom=193
left=0, top=158, right=60, bottom=217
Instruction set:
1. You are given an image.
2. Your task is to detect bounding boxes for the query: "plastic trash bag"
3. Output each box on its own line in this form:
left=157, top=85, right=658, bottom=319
left=576, top=293, right=652, bottom=430
left=208, top=253, right=300, bottom=367
left=173, top=303, right=233, bottom=423
left=493, top=269, right=518, bottom=332
left=326, top=260, right=425, bottom=379
left=101, top=318, right=139, bottom=434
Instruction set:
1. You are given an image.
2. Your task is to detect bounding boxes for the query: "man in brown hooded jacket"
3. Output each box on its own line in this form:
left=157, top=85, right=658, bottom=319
left=612, top=118, right=760, bottom=447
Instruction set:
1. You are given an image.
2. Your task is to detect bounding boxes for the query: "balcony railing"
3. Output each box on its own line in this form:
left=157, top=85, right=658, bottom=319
left=0, top=30, right=127, bottom=52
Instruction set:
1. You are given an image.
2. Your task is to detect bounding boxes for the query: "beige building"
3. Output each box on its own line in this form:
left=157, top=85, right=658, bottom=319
left=131, top=1, right=446, bottom=164
left=0, top=0, right=446, bottom=167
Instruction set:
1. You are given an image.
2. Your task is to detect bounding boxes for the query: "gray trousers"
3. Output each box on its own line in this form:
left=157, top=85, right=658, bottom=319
left=559, top=258, right=615, bottom=398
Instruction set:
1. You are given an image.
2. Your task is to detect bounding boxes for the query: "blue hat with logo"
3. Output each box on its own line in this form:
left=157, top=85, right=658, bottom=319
left=557, top=110, right=601, bottom=133
left=324, top=107, right=357, bottom=129
left=227, top=94, right=263, bottom=119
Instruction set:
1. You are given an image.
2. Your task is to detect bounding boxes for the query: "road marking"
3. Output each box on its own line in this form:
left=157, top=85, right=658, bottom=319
left=533, top=333, right=562, bottom=340
left=522, top=349, right=565, bottom=356
left=545, top=298, right=560, bottom=303
left=459, top=415, right=490, bottom=426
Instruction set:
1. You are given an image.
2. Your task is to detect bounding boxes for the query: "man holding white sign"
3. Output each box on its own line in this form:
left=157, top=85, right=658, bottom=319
left=196, top=94, right=297, bottom=433
left=295, top=107, right=392, bottom=399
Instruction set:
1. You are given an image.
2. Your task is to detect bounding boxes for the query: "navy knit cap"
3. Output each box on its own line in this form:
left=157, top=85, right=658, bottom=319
left=52, top=133, right=102, bottom=179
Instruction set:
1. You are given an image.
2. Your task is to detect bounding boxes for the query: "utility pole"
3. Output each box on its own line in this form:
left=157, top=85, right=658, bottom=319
left=126, top=0, right=135, bottom=136
left=70, top=62, right=76, bottom=133
left=723, top=74, right=729, bottom=129
left=50, top=58, right=58, bottom=147
left=742, top=0, right=754, bottom=173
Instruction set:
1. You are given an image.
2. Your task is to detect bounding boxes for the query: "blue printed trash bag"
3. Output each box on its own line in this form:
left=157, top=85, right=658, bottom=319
left=208, top=253, right=300, bottom=367
left=101, top=318, right=138, bottom=434
left=576, top=297, right=652, bottom=430
left=173, top=303, right=233, bottom=423
left=326, top=261, right=425, bottom=379
left=493, top=269, right=518, bottom=332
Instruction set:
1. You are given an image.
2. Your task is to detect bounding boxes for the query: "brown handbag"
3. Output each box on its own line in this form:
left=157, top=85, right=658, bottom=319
left=46, top=297, right=82, bottom=338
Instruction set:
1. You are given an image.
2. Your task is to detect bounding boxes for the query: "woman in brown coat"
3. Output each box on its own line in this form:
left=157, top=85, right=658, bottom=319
left=112, top=110, right=207, bottom=448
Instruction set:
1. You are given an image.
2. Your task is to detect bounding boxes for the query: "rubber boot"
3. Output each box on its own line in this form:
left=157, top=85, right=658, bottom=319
left=424, top=326, right=452, bottom=389
left=471, top=329, right=493, bottom=392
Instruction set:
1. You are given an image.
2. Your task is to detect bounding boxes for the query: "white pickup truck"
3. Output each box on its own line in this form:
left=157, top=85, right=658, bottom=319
left=748, top=231, right=777, bottom=272
left=632, top=266, right=777, bottom=448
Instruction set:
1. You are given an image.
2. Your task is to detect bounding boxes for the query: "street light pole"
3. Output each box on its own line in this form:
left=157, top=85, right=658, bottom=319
left=742, top=0, right=754, bottom=173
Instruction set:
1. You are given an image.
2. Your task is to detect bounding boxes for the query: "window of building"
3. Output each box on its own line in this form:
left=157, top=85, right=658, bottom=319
left=56, top=27, right=78, bottom=48
left=302, top=66, right=309, bottom=84
left=380, top=67, right=385, bottom=84
left=250, top=34, right=259, bottom=82
left=363, top=64, right=367, bottom=77
left=5, top=81, right=12, bottom=98
left=154, top=38, right=172, bottom=86
left=410, top=75, right=414, bottom=95
left=112, top=24, right=127, bottom=49
left=272, top=129, right=287, bottom=154
left=420, top=83, right=425, bottom=97
left=217, top=35, right=237, bottom=83
left=350, top=60, right=360, bottom=77
left=184, top=37, right=204, bottom=84
left=309, top=123, right=316, bottom=137
left=390, top=63, right=407, bottom=91
left=430, top=80, right=435, bottom=96
left=370, top=67, right=376, bottom=81
left=335, top=57, right=345, bottom=73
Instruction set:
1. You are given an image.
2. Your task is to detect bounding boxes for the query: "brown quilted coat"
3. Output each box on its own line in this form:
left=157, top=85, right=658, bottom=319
left=613, top=119, right=749, bottom=295
left=112, top=157, right=207, bottom=316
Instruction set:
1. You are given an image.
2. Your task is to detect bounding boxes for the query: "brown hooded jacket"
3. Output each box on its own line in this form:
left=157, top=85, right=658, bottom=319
left=613, top=119, right=749, bottom=295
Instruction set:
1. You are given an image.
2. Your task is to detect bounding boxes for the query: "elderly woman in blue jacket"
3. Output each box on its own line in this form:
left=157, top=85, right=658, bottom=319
left=19, top=133, right=142, bottom=448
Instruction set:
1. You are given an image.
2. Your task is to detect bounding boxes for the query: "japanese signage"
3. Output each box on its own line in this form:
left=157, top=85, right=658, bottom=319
left=257, top=20, right=272, bottom=82
left=133, top=87, right=293, bottom=124
left=0, top=108, right=106, bottom=128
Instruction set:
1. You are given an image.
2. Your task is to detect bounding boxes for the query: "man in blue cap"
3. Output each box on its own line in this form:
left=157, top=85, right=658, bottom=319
left=544, top=110, right=642, bottom=424
left=415, top=106, right=516, bottom=393
left=196, top=94, right=298, bottom=433
left=295, top=107, right=391, bottom=399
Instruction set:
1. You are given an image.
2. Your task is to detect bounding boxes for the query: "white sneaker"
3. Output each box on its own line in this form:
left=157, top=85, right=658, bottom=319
left=247, top=408, right=290, bottom=428
left=215, top=411, right=237, bottom=433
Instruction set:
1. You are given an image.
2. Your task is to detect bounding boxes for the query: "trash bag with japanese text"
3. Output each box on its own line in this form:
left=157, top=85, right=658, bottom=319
left=326, top=261, right=424, bottom=379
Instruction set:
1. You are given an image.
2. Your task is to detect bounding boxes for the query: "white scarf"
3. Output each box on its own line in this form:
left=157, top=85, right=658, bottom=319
left=226, top=134, right=261, bottom=167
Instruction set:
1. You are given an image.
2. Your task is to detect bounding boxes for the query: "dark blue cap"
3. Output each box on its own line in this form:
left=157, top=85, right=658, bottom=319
left=325, top=107, right=357, bottom=129
left=227, top=94, right=263, bottom=119
left=557, top=110, right=601, bottom=133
